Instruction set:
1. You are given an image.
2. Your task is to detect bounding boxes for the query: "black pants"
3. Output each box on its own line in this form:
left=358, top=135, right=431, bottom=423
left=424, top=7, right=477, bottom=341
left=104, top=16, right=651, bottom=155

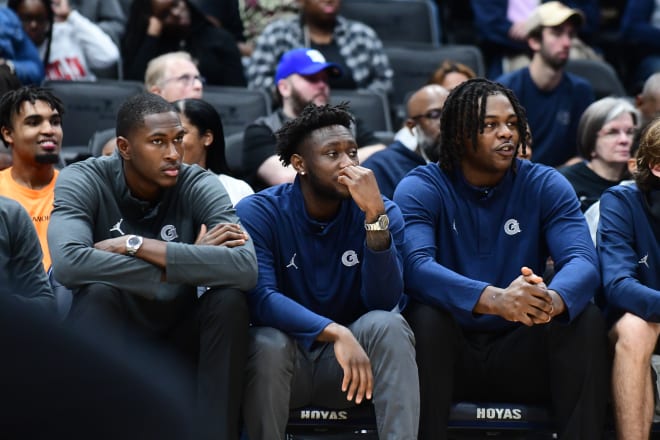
left=404, top=301, right=609, bottom=440
left=69, top=284, right=249, bottom=440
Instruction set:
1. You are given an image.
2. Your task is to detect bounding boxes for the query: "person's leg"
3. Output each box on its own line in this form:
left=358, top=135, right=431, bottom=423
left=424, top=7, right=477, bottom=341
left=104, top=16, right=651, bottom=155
left=403, top=301, right=462, bottom=440
left=194, top=287, right=249, bottom=440
left=467, top=304, right=609, bottom=439
left=546, top=304, right=609, bottom=439
left=243, top=326, right=297, bottom=440
left=610, top=312, right=660, bottom=440
left=348, top=310, right=419, bottom=439
left=67, top=283, right=131, bottom=341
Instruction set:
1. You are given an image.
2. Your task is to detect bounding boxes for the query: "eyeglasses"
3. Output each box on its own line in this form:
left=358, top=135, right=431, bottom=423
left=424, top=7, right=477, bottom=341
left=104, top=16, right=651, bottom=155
left=411, top=108, right=442, bottom=121
left=162, top=74, right=206, bottom=87
left=598, top=127, right=636, bottom=139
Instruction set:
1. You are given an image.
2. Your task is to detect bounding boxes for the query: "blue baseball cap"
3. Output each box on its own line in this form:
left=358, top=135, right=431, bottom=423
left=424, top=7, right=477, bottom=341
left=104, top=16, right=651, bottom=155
left=275, top=48, right=342, bottom=83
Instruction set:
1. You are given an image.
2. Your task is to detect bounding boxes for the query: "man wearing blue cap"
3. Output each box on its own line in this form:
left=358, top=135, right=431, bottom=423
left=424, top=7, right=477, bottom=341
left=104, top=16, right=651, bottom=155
left=242, top=48, right=385, bottom=191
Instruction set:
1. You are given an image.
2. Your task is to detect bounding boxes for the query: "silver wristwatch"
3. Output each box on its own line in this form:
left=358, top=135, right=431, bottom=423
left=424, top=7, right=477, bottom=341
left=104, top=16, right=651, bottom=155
left=364, top=214, right=389, bottom=231
left=125, top=235, right=143, bottom=256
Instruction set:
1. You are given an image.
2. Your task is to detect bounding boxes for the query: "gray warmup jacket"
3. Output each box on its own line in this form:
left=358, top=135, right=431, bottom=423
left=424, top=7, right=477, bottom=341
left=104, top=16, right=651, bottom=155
left=48, top=155, right=257, bottom=307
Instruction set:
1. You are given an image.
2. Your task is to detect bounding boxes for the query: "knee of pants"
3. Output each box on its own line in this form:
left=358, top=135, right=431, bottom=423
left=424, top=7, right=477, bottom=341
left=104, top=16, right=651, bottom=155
left=404, top=301, right=458, bottom=348
left=247, top=327, right=296, bottom=376
left=200, top=287, right=248, bottom=326
left=354, top=310, right=415, bottom=352
left=575, top=303, right=607, bottom=336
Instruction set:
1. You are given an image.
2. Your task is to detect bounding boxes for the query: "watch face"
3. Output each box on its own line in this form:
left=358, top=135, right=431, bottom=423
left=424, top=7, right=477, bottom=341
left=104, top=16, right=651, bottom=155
left=378, top=215, right=389, bottom=229
left=128, top=236, right=141, bottom=247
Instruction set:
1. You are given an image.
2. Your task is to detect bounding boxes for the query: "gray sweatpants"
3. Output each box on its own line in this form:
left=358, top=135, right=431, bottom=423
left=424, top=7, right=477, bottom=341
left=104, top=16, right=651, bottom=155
left=243, top=310, right=420, bottom=440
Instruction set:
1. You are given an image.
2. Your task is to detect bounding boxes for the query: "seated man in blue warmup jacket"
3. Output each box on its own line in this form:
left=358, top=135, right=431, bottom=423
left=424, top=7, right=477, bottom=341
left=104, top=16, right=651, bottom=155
left=394, top=78, right=608, bottom=440
left=599, top=118, right=660, bottom=439
left=236, top=103, right=419, bottom=439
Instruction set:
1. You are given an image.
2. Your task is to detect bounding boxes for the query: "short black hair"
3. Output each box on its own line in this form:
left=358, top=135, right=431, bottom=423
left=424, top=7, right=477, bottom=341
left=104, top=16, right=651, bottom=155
left=438, top=78, right=530, bottom=173
left=116, top=93, right=176, bottom=139
left=275, top=102, right=354, bottom=166
left=0, top=86, right=64, bottom=143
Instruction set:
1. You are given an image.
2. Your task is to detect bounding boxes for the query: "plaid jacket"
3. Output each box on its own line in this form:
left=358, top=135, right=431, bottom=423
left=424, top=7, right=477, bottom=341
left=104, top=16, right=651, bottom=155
left=246, top=15, right=392, bottom=93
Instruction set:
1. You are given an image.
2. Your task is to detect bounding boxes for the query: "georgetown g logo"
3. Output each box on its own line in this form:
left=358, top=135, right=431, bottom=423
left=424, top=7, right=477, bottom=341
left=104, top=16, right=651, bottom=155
left=160, top=225, right=178, bottom=241
left=341, top=250, right=359, bottom=267
left=504, top=219, right=522, bottom=236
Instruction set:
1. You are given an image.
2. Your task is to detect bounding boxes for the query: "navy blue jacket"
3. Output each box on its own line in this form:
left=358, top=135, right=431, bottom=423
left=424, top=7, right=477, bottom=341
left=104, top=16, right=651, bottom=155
left=599, top=184, right=660, bottom=324
left=394, top=160, right=599, bottom=331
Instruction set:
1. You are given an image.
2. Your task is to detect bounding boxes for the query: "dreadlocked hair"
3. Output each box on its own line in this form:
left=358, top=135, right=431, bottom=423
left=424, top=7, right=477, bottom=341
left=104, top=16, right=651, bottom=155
left=276, top=102, right=354, bottom=166
left=437, top=78, right=530, bottom=174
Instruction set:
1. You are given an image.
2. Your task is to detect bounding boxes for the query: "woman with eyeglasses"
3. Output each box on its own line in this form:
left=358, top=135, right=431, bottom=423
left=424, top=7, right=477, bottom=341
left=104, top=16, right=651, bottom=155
left=122, top=0, right=245, bottom=87
left=559, top=97, right=640, bottom=212
left=173, top=98, right=253, bottom=206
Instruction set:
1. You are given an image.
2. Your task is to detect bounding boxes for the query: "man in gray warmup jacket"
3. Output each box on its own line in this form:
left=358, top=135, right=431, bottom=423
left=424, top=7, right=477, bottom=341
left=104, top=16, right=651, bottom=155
left=48, top=92, right=257, bottom=440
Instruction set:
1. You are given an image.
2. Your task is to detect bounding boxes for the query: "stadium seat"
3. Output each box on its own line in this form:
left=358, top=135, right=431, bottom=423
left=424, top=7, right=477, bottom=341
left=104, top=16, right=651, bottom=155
left=43, top=79, right=144, bottom=161
left=340, top=0, right=442, bottom=46
left=383, top=44, right=485, bottom=123
left=203, top=86, right=272, bottom=137
left=224, top=131, right=244, bottom=177
left=565, top=59, right=627, bottom=100
left=286, top=402, right=557, bottom=439
left=330, top=89, right=394, bottom=144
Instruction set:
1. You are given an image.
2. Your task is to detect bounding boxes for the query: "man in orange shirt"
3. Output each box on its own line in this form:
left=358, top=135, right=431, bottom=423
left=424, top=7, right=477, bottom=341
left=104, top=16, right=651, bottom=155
left=0, top=87, right=64, bottom=272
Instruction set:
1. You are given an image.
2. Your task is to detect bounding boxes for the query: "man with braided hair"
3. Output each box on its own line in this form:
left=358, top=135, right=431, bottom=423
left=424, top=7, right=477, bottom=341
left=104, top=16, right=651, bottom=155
left=394, top=78, right=608, bottom=439
left=236, top=102, right=419, bottom=439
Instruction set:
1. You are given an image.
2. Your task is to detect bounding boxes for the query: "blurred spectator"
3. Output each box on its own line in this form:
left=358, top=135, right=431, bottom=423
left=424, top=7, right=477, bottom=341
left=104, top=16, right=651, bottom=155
left=0, top=86, right=63, bottom=272
left=0, top=196, right=54, bottom=311
left=173, top=98, right=254, bottom=205
left=191, top=0, right=247, bottom=54
left=620, top=0, right=660, bottom=90
left=243, top=48, right=384, bottom=191
left=559, top=97, right=639, bottom=212
left=145, top=51, right=203, bottom=101
left=122, top=0, right=245, bottom=87
left=636, top=72, right=660, bottom=130
left=363, top=84, right=449, bottom=199
left=428, top=60, right=476, bottom=90
left=238, top=0, right=298, bottom=57
left=9, top=0, right=120, bottom=81
left=247, top=0, right=392, bottom=94
left=69, top=0, right=126, bottom=44
left=472, top=0, right=600, bottom=78
left=498, top=1, right=595, bottom=167
left=0, top=6, right=44, bottom=85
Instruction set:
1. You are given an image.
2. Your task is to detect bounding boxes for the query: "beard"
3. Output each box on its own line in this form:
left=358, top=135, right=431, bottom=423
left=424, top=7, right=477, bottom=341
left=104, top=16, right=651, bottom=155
left=539, top=47, right=568, bottom=71
left=35, top=153, right=60, bottom=164
left=306, top=169, right=350, bottom=202
left=290, top=87, right=327, bottom=116
left=415, top=127, right=440, bottom=162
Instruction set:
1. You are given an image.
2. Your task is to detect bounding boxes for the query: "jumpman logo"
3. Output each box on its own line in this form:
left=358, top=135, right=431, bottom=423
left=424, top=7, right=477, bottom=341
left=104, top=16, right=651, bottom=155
left=286, top=253, right=299, bottom=270
left=110, top=218, right=124, bottom=235
left=639, top=253, right=649, bottom=269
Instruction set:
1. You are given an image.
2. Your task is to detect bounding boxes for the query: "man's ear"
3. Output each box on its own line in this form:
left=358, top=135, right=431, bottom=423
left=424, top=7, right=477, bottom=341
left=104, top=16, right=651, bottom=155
left=149, top=85, right=162, bottom=96
left=404, top=119, right=417, bottom=134
left=290, top=153, right=305, bottom=174
left=277, top=79, right=291, bottom=98
left=116, top=136, right=130, bottom=160
left=0, top=126, right=13, bottom=147
left=528, top=36, right=541, bottom=52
